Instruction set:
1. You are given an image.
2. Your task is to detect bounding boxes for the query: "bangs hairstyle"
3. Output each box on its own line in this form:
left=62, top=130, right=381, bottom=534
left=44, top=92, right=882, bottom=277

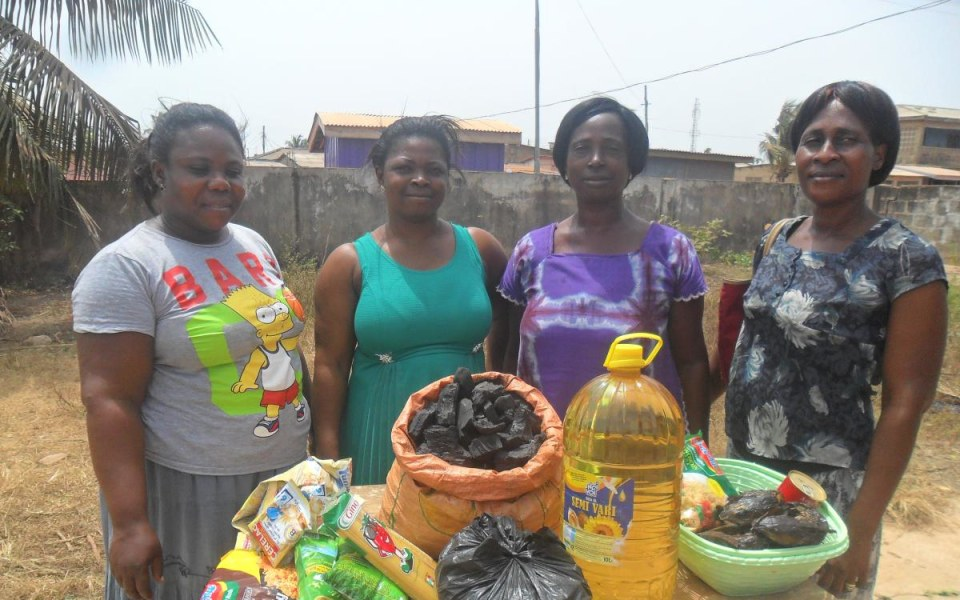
left=553, top=97, right=649, bottom=182
left=789, top=81, right=900, bottom=187
left=368, top=115, right=461, bottom=173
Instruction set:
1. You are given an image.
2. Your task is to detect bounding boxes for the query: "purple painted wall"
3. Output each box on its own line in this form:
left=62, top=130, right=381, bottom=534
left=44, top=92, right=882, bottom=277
left=325, top=137, right=377, bottom=168
left=459, top=142, right=504, bottom=171
left=324, top=137, right=505, bottom=171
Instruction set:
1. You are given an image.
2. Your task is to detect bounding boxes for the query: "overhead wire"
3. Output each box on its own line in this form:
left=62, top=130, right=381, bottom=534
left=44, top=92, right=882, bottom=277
left=467, top=0, right=951, bottom=120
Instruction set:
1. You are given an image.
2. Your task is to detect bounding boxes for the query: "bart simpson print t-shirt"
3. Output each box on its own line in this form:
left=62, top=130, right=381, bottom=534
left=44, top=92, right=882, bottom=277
left=73, top=220, right=310, bottom=475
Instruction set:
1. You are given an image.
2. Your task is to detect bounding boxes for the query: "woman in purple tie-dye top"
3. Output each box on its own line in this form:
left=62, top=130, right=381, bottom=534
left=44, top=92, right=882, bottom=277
left=498, top=97, right=710, bottom=436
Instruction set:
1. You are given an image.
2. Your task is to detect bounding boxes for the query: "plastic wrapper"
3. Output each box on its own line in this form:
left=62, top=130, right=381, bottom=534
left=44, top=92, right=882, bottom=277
left=296, top=533, right=344, bottom=600
left=234, top=457, right=352, bottom=536
left=682, top=434, right=737, bottom=497
left=680, top=472, right=728, bottom=532
left=325, top=553, right=407, bottom=600
left=249, top=482, right=312, bottom=566
left=436, top=514, right=592, bottom=600
left=200, top=549, right=291, bottom=600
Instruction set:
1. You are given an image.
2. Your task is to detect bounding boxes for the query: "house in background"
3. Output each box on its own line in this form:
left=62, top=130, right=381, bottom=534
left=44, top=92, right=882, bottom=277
left=251, top=146, right=325, bottom=168
left=504, top=143, right=559, bottom=175
left=897, top=105, right=960, bottom=170
left=306, top=113, right=521, bottom=171
left=644, top=149, right=754, bottom=181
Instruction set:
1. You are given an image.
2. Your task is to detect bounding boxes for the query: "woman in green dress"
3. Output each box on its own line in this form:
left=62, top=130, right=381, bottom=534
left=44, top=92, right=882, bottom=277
left=312, top=116, right=509, bottom=485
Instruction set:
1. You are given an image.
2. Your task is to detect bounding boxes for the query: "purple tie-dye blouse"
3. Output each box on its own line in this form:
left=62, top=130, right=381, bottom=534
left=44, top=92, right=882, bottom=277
left=498, top=222, right=707, bottom=418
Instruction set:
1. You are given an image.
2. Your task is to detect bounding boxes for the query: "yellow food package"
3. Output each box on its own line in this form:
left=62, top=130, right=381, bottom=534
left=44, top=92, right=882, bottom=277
left=321, top=493, right=438, bottom=600
left=249, top=482, right=311, bottom=566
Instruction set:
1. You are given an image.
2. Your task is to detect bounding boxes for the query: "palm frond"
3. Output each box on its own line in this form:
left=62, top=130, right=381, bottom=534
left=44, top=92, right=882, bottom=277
left=0, top=19, right=140, bottom=183
left=0, top=93, right=99, bottom=240
left=0, top=0, right=219, bottom=64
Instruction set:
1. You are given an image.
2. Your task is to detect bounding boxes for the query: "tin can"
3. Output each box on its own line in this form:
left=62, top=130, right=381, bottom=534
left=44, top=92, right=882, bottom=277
left=777, top=470, right=826, bottom=506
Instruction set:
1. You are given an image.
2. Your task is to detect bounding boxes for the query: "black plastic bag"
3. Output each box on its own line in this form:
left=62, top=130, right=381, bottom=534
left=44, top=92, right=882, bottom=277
left=437, top=514, right=592, bottom=600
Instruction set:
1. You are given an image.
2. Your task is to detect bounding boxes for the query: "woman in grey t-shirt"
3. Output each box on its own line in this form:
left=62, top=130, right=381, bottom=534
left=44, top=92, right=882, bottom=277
left=73, top=103, right=310, bottom=600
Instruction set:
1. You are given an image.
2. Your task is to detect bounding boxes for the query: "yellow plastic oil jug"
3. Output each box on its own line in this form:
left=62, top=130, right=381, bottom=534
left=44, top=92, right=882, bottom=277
left=562, top=333, right=685, bottom=599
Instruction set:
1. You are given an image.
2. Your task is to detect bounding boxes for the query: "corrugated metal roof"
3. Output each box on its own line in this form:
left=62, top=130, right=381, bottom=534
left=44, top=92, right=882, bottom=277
left=891, top=164, right=960, bottom=181
left=318, top=112, right=521, bottom=134
left=649, top=148, right=754, bottom=162
left=897, top=105, right=960, bottom=121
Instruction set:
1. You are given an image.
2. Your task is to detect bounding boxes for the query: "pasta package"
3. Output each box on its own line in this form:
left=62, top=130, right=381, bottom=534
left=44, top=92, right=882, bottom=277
left=321, top=493, right=438, bottom=600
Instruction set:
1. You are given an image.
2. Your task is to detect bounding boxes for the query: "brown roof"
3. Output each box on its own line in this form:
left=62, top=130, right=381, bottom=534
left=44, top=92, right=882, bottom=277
left=897, top=105, right=960, bottom=122
left=317, top=112, right=522, bottom=134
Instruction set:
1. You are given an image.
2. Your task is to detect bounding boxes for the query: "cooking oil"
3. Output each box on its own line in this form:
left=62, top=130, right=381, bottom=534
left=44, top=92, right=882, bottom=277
left=562, top=333, right=685, bottom=599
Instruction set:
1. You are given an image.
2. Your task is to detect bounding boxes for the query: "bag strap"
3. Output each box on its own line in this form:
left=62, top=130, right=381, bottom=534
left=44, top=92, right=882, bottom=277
left=761, top=218, right=792, bottom=258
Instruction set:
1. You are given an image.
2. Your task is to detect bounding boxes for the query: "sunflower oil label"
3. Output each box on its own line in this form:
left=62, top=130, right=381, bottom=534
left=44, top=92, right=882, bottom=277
left=562, top=467, right=635, bottom=564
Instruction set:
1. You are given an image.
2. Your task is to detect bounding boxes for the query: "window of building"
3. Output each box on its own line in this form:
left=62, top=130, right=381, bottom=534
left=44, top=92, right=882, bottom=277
left=922, top=127, right=960, bottom=149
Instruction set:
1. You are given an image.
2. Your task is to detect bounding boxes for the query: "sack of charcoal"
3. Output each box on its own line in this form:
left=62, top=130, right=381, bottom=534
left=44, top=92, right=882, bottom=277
left=379, top=368, right=564, bottom=559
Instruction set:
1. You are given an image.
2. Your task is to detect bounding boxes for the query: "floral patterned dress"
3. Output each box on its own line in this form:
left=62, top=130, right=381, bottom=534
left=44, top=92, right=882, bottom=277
left=725, top=217, right=946, bottom=470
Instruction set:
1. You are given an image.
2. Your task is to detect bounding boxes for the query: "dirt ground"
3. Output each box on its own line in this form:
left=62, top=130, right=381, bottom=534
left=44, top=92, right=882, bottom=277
left=0, top=266, right=958, bottom=599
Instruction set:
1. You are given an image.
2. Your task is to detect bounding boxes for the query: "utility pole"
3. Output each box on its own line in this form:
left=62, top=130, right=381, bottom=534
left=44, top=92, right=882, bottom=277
left=690, top=98, right=700, bottom=152
left=534, top=0, right=541, bottom=174
left=644, top=85, right=649, bottom=131
left=262, top=125, right=266, bottom=155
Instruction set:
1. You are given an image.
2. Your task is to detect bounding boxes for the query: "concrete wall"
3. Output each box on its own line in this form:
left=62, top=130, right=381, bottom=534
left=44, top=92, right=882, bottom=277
left=5, top=167, right=958, bottom=283
left=876, top=184, right=960, bottom=263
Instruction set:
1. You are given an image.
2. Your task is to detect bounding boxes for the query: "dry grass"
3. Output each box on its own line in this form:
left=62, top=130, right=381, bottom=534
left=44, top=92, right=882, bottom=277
left=0, top=265, right=956, bottom=598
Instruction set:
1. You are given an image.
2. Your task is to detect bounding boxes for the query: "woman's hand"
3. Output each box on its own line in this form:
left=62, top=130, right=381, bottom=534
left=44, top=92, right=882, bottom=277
left=109, top=519, right=164, bottom=600
left=817, top=280, right=947, bottom=596
left=816, top=530, right=873, bottom=596
left=78, top=331, right=157, bottom=597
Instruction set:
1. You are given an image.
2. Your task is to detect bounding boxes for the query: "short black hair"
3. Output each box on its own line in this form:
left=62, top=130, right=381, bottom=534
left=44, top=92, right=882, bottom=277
left=368, top=115, right=460, bottom=173
left=553, top=97, right=649, bottom=182
left=128, top=103, right=245, bottom=213
left=789, top=81, right=899, bottom=187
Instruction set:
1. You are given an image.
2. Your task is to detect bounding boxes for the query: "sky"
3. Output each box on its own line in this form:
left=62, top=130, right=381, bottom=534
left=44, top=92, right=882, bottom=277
left=66, top=0, right=960, bottom=160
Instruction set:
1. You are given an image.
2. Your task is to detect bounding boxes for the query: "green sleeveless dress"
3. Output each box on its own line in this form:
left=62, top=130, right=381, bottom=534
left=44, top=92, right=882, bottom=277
left=342, top=223, right=491, bottom=484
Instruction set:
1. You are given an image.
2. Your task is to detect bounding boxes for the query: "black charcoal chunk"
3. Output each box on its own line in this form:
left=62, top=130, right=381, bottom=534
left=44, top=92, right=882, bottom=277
left=424, top=425, right=460, bottom=456
left=453, top=367, right=475, bottom=399
left=493, top=439, right=540, bottom=471
left=436, top=382, right=460, bottom=427
left=494, top=394, right=517, bottom=415
left=483, top=402, right=501, bottom=424
left=472, top=416, right=508, bottom=435
left=471, top=381, right=505, bottom=406
left=408, top=402, right=438, bottom=443
left=468, top=434, right=503, bottom=461
left=457, top=398, right=475, bottom=441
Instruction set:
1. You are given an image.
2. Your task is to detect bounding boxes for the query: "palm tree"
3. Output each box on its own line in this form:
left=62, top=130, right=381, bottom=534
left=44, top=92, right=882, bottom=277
left=758, top=100, right=798, bottom=183
left=286, top=134, right=307, bottom=149
left=0, top=0, right=219, bottom=241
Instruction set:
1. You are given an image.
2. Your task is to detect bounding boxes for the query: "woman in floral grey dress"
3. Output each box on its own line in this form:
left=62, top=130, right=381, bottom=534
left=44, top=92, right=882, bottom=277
left=721, top=81, right=947, bottom=598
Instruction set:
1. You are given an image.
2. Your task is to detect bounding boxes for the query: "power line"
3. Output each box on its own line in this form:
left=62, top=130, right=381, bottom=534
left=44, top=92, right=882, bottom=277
left=468, top=0, right=950, bottom=120
left=575, top=0, right=644, bottom=106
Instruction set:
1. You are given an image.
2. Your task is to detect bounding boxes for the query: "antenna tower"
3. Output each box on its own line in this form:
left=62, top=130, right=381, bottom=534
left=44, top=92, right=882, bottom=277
left=690, top=98, right=700, bottom=152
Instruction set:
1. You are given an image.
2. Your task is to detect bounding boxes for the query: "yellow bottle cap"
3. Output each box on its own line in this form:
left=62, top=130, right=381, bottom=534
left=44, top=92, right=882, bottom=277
left=603, top=333, right=663, bottom=371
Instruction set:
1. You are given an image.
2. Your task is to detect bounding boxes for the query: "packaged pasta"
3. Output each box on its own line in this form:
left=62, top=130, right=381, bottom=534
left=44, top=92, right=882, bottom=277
left=321, top=493, right=438, bottom=600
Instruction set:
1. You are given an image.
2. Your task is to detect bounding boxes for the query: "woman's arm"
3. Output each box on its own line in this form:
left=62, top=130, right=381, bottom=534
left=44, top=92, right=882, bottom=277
left=817, top=281, right=947, bottom=596
left=78, top=331, right=161, bottom=600
left=311, top=244, right=360, bottom=459
left=667, top=297, right=711, bottom=440
left=469, top=227, right=510, bottom=372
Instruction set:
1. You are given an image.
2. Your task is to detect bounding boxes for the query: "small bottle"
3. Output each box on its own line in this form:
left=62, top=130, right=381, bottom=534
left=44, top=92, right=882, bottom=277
left=562, top=333, right=685, bottom=599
